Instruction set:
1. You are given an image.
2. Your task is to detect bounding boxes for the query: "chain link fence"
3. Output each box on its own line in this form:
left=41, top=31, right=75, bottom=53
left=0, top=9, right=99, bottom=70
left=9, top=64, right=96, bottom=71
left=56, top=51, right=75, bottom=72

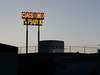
left=18, top=46, right=99, bottom=54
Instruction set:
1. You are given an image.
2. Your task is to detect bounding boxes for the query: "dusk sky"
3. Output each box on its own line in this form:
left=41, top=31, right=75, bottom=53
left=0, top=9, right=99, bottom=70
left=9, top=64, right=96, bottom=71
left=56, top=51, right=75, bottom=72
left=0, top=0, right=100, bottom=47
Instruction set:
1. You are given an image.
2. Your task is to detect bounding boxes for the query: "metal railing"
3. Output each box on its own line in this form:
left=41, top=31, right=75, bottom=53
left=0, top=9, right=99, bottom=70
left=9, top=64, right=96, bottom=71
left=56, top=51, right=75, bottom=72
left=18, top=46, right=100, bottom=54
left=64, top=46, right=99, bottom=54
left=18, top=46, right=38, bottom=54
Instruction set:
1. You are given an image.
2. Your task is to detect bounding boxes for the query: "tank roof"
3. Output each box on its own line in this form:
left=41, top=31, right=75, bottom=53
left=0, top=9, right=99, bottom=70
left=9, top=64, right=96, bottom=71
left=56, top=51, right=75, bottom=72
left=40, top=40, right=64, bottom=42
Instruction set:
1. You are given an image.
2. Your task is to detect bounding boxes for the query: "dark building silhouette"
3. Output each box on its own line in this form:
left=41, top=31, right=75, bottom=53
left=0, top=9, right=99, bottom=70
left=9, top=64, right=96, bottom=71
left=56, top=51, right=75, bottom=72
left=0, top=43, right=100, bottom=75
left=18, top=53, right=100, bottom=75
left=0, top=43, right=18, bottom=75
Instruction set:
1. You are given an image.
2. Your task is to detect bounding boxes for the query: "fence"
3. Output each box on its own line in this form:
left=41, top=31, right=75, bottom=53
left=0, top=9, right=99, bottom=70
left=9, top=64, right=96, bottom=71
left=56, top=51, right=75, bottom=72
left=64, top=46, right=99, bottom=54
left=18, top=46, right=100, bottom=54
left=18, top=46, right=38, bottom=54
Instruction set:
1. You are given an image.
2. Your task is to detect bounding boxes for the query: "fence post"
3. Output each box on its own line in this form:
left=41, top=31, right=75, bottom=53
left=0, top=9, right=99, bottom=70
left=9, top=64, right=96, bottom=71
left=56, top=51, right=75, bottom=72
left=69, top=46, right=71, bottom=53
left=97, top=48, right=98, bottom=53
left=84, top=47, right=85, bottom=54
left=19, top=47, right=21, bottom=54
left=35, top=46, right=36, bottom=53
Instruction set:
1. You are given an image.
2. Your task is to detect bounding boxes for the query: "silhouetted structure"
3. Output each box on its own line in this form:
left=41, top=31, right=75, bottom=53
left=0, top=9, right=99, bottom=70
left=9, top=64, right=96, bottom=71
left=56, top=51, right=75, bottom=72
left=0, top=43, right=18, bottom=75
left=18, top=53, right=100, bottom=75
left=39, top=40, right=64, bottom=53
left=0, top=43, right=100, bottom=75
left=0, top=43, right=18, bottom=52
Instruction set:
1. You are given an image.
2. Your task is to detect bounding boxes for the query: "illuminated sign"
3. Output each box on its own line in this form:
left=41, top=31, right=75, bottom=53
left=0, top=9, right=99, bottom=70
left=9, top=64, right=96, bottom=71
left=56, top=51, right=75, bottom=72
left=22, top=12, right=44, bottom=25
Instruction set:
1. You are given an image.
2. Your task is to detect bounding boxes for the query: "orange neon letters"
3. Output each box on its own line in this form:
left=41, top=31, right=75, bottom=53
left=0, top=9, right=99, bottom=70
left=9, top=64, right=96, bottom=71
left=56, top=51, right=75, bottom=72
left=22, top=12, right=25, bottom=19
left=34, top=13, right=36, bottom=19
left=37, top=13, right=40, bottom=19
left=22, top=12, right=44, bottom=19
left=41, top=13, right=44, bottom=19
left=26, top=12, right=29, bottom=18
left=22, top=12, right=44, bottom=25
left=30, top=12, right=33, bottom=19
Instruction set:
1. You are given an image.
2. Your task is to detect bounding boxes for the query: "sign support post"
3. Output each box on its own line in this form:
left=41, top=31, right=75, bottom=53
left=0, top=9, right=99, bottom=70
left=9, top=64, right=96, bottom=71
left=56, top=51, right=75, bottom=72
left=38, top=20, right=40, bottom=52
left=26, top=23, right=28, bottom=54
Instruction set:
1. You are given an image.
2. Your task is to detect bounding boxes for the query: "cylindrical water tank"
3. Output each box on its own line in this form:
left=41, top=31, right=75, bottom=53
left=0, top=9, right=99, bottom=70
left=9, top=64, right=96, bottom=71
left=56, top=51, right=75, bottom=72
left=39, top=40, right=64, bottom=53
